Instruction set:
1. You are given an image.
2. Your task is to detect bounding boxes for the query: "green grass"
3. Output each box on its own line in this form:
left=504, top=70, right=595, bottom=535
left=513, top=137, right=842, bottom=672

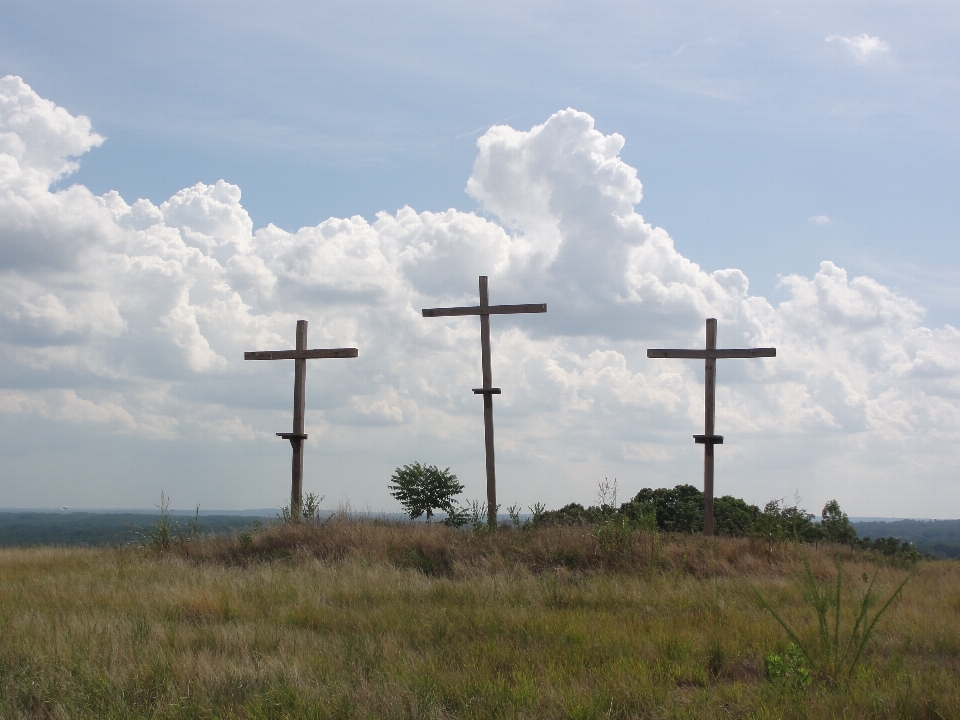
left=0, top=518, right=956, bottom=718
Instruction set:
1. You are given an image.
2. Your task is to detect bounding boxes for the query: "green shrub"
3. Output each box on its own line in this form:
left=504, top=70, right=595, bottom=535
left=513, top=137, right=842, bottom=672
left=715, top=495, right=762, bottom=536
left=853, top=536, right=922, bottom=562
left=756, top=554, right=912, bottom=684
left=754, top=498, right=824, bottom=543
left=821, top=500, right=858, bottom=544
left=766, top=643, right=812, bottom=691
left=389, top=463, right=465, bottom=524
left=630, top=484, right=704, bottom=533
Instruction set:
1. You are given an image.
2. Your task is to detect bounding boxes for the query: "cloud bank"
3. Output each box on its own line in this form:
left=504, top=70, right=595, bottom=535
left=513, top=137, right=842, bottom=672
left=1, top=76, right=957, bottom=516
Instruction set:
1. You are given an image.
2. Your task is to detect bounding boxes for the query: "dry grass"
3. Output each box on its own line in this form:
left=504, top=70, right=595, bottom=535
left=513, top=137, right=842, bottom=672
left=0, top=517, right=956, bottom=719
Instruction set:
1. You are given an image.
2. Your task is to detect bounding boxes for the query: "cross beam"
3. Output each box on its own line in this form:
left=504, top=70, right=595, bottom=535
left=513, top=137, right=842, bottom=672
left=423, top=276, right=546, bottom=528
left=647, top=318, right=775, bottom=535
left=245, top=320, right=358, bottom=519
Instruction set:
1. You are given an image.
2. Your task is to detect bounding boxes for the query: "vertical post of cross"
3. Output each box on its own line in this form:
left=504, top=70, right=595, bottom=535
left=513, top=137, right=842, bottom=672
left=291, top=320, right=308, bottom=519
left=646, top=319, right=776, bottom=536
left=478, top=277, right=497, bottom=528
left=421, top=276, right=546, bottom=529
left=703, top=318, right=717, bottom=536
left=245, top=322, right=358, bottom=522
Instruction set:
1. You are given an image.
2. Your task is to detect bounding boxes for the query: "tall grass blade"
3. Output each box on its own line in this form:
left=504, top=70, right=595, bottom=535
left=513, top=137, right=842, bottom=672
left=832, top=559, right=842, bottom=671
left=754, top=591, right=816, bottom=668
left=846, top=572, right=913, bottom=678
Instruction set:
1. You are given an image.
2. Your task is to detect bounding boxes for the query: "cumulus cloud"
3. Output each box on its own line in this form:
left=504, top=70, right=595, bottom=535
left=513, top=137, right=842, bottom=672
left=808, top=215, right=831, bottom=225
left=1, top=77, right=957, bottom=514
left=827, top=34, right=890, bottom=64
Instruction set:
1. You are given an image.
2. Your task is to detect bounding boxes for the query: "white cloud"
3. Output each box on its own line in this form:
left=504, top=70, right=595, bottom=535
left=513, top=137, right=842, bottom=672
left=808, top=215, right=831, bottom=225
left=1, top=76, right=958, bottom=515
left=827, top=34, right=890, bottom=64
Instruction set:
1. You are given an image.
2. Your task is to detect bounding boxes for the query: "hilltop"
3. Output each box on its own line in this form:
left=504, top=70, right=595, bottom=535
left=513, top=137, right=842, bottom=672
left=0, top=516, right=954, bottom=718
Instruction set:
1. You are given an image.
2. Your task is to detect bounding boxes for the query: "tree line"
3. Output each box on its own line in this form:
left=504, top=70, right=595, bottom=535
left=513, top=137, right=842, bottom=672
left=388, top=463, right=924, bottom=560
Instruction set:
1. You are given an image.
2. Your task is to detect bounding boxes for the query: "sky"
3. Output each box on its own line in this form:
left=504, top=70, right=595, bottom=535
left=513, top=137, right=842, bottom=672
left=0, top=1, right=958, bottom=518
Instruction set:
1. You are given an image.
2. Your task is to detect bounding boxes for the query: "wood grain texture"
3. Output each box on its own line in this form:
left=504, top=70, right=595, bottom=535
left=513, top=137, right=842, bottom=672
left=479, top=276, right=498, bottom=529
left=244, top=348, right=359, bottom=360
left=703, top=319, right=717, bottom=537
left=422, top=304, right=547, bottom=317
left=646, top=348, right=776, bottom=359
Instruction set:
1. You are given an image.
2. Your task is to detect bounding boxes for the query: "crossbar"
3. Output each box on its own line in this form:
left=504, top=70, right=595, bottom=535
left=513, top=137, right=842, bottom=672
left=422, top=304, right=547, bottom=318
left=422, top=277, right=546, bottom=528
left=645, top=319, right=776, bottom=537
left=647, top=348, right=776, bottom=359
left=245, top=348, right=359, bottom=361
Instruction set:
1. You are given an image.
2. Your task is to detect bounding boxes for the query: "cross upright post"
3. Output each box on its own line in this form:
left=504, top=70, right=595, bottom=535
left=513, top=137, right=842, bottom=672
left=647, top=318, right=776, bottom=535
left=423, top=276, right=546, bottom=528
left=245, top=320, right=358, bottom=519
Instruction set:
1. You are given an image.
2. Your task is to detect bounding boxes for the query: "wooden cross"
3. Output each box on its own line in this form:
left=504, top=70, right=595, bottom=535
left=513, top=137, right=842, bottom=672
left=647, top=318, right=775, bottom=535
left=244, top=320, right=358, bottom=519
left=423, top=276, right=546, bottom=528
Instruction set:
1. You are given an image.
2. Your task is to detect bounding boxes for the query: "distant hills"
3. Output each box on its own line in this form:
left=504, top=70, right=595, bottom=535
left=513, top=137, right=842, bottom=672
left=0, top=511, right=269, bottom=548
left=851, top=519, right=960, bottom=559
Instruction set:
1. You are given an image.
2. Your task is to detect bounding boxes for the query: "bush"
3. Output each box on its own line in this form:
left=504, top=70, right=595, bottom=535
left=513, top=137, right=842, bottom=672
left=389, top=462, right=465, bottom=524
left=630, top=484, right=704, bottom=533
left=853, top=536, right=922, bottom=562
left=529, top=484, right=921, bottom=561
left=755, top=499, right=823, bottom=543
left=820, top=500, right=857, bottom=544
left=715, top=495, right=763, bottom=537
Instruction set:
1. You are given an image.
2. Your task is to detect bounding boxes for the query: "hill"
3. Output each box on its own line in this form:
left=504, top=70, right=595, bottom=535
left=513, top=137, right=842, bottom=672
left=0, top=517, right=954, bottom=718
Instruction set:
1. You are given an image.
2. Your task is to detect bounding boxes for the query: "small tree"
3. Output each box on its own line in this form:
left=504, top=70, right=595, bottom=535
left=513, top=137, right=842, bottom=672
left=389, top=462, right=464, bottom=523
left=820, top=499, right=857, bottom=544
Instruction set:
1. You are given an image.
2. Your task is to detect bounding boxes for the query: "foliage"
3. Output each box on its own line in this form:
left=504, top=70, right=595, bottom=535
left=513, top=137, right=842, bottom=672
left=280, top=492, right=325, bottom=524
left=756, top=554, right=912, bottom=684
left=630, top=484, right=705, bottom=533
left=389, top=462, right=465, bottom=523
left=714, top=495, right=762, bottom=536
left=530, top=485, right=924, bottom=569
left=443, top=503, right=471, bottom=528
left=853, top=535, right=922, bottom=562
left=596, top=476, right=619, bottom=509
left=536, top=485, right=761, bottom=538
left=148, top=492, right=175, bottom=552
left=464, top=500, right=499, bottom=531
left=592, top=514, right=635, bottom=557
left=766, top=643, right=812, bottom=692
left=821, top=500, right=858, bottom=544
left=755, top=498, right=823, bottom=543
left=146, top=494, right=202, bottom=552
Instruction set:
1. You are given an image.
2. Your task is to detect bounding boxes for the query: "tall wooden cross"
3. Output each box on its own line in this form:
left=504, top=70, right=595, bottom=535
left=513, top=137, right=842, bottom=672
left=244, top=320, right=358, bottom=518
left=423, top=276, right=546, bottom=528
left=647, top=318, right=776, bottom=535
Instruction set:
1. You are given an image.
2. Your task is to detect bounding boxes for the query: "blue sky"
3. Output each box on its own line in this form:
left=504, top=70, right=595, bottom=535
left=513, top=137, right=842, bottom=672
left=0, top=2, right=958, bottom=517
left=8, top=2, right=960, bottom=314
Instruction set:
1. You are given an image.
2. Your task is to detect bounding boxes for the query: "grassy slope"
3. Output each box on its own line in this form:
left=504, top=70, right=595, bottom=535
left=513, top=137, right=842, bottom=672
left=0, top=519, right=956, bottom=719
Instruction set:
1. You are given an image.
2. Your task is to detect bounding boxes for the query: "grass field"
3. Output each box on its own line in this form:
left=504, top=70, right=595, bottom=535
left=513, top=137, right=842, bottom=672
left=0, top=517, right=956, bottom=719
